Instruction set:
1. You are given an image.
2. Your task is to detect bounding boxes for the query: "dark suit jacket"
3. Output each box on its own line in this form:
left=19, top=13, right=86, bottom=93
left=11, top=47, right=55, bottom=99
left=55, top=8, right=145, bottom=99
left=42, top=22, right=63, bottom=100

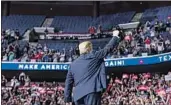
left=64, top=36, right=120, bottom=102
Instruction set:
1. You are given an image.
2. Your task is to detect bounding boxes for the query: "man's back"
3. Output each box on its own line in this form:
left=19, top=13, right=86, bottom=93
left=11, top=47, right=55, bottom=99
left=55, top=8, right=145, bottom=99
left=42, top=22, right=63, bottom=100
left=70, top=52, right=106, bottom=101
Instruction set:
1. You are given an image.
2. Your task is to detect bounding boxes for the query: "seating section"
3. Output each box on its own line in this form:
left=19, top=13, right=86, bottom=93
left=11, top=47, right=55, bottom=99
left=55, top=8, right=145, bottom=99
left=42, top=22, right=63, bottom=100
left=51, top=16, right=93, bottom=33
left=161, top=31, right=171, bottom=40
left=1, top=6, right=171, bottom=34
left=51, top=11, right=135, bottom=33
left=157, top=6, right=171, bottom=21
left=2, top=15, right=46, bottom=35
left=92, top=11, right=135, bottom=30
left=141, top=9, right=159, bottom=22
left=141, top=6, right=171, bottom=22
left=38, top=38, right=111, bottom=52
left=38, top=40, right=79, bottom=51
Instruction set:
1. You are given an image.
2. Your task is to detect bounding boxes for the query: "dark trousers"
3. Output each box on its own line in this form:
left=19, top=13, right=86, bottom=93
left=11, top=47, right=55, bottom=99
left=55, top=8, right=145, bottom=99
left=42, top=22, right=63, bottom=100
left=74, top=92, right=101, bottom=105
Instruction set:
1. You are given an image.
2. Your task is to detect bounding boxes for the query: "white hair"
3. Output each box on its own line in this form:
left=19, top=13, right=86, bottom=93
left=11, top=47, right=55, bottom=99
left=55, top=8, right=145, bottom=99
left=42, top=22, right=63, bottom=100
left=79, top=41, right=92, bottom=54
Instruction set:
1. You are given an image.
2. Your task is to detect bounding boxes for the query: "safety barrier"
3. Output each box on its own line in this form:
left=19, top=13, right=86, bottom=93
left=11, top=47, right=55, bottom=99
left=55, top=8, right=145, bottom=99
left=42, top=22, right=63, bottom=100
left=2, top=52, right=171, bottom=70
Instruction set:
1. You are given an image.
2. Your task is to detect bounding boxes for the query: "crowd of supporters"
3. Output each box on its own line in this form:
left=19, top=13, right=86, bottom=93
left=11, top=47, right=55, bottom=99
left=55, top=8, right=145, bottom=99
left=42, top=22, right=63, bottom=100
left=108, top=24, right=171, bottom=58
left=1, top=42, right=80, bottom=62
left=1, top=18, right=171, bottom=62
left=1, top=73, right=66, bottom=105
left=102, top=72, right=171, bottom=105
left=1, top=72, right=171, bottom=105
left=1, top=29, right=20, bottom=45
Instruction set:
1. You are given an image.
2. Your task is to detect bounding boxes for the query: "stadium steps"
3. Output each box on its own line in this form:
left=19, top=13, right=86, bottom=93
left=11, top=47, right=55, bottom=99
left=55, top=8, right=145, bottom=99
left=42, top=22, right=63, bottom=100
left=131, top=13, right=143, bottom=22
left=42, top=18, right=54, bottom=27
left=23, top=30, right=31, bottom=41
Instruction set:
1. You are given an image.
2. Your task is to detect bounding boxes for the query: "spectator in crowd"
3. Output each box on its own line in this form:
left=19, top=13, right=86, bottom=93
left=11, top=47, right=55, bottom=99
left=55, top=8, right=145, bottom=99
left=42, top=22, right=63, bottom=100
left=10, top=76, right=19, bottom=87
left=96, top=25, right=102, bottom=38
left=144, top=36, right=151, bottom=52
left=43, top=44, right=48, bottom=52
left=1, top=75, right=7, bottom=87
left=157, top=42, right=164, bottom=54
left=88, top=26, right=96, bottom=38
left=2, top=53, right=8, bottom=61
left=42, top=52, right=49, bottom=62
left=1, top=29, right=20, bottom=44
left=19, top=72, right=26, bottom=86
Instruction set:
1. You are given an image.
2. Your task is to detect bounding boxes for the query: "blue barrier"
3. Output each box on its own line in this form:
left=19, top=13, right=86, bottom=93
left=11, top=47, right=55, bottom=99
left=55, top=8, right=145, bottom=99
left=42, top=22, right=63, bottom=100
left=1, top=52, right=171, bottom=70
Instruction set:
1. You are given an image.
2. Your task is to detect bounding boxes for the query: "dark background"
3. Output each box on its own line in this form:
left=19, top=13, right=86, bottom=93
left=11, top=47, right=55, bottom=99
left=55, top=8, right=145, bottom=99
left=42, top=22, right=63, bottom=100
left=1, top=1, right=171, bottom=17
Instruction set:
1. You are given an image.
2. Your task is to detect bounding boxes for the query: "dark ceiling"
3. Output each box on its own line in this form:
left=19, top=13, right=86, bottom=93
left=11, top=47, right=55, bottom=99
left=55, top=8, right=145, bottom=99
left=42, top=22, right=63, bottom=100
left=8, top=1, right=116, bottom=5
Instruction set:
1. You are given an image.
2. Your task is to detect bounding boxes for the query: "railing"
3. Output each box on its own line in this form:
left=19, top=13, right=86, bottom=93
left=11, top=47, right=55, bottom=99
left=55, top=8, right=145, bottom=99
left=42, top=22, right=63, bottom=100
left=2, top=52, right=171, bottom=71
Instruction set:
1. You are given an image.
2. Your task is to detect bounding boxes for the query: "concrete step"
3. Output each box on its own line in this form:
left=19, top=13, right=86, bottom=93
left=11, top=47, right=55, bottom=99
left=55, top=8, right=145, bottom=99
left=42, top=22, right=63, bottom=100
left=131, top=13, right=143, bottom=22
left=42, top=18, right=54, bottom=27
left=23, top=30, right=31, bottom=41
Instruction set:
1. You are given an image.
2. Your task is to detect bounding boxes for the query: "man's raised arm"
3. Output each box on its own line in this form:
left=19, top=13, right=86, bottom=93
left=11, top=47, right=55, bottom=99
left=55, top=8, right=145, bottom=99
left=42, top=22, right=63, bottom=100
left=94, top=30, right=120, bottom=59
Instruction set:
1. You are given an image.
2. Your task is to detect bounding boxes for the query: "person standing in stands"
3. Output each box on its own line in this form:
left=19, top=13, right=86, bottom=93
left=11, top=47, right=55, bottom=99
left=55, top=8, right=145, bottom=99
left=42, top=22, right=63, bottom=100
left=88, top=26, right=96, bottom=38
left=1, top=75, right=7, bottom=87
left=64, top=30, right=120, bottom=105
left=97, top=25, right=102, bottom=38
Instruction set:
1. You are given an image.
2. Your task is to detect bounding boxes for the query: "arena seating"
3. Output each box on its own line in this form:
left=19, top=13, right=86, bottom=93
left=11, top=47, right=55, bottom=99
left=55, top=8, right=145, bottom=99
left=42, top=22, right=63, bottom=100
left=141, top=6, right=171, bottom=22
left=51, top=11, right=135, bottom=33
left=157, top=6, right=171, bottom=21
left=1, top=6, right=170, bottom=34
left=2, top=15, right=46, bottom=35
left=38, top=38, right=111, bottom=52
left=93, top=11, right=135, bottom=30
left=51, top=16, right=93, bottom=33
left=38, top=40, right=79, bottom=52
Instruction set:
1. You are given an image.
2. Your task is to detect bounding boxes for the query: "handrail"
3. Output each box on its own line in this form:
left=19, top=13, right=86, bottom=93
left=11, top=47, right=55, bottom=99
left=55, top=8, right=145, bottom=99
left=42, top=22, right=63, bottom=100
left=1, top=52, right=171, bottom=70
left=105, top=52, right=171, bottom=61
left=2, top=52, right=171, bottom=64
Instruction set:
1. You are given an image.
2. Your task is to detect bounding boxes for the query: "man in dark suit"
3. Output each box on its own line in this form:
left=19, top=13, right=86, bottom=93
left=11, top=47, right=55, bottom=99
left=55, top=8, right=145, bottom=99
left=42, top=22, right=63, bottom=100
left=64, top=30, right=120, bottom=105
